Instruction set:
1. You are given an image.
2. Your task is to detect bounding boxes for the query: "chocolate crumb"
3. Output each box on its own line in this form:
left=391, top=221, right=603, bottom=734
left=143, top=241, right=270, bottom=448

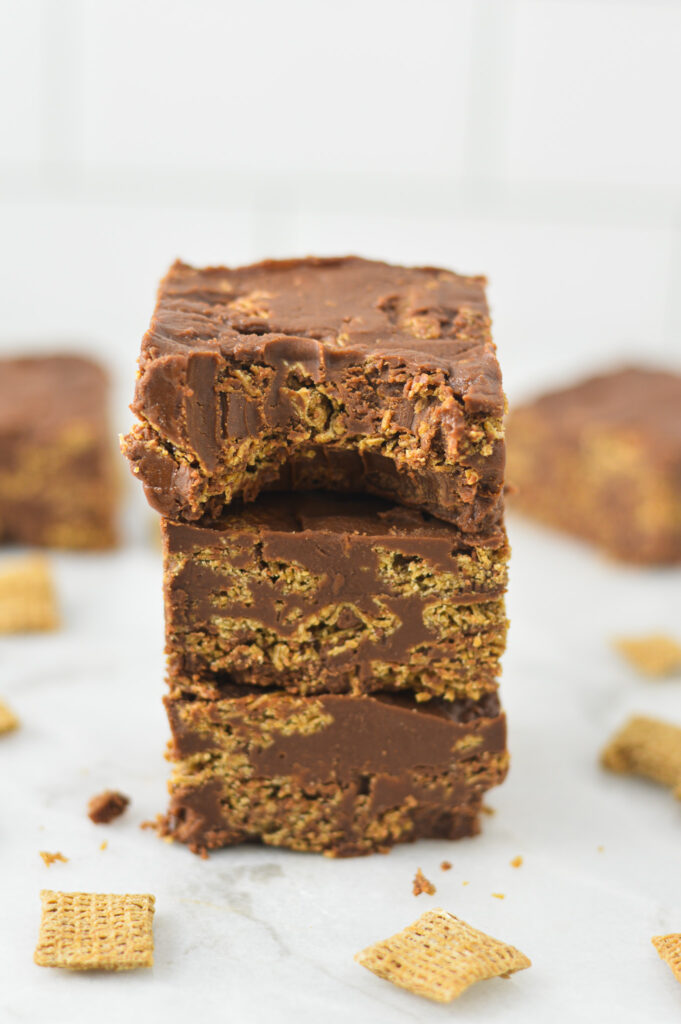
left=412, top=868, right=436, bottom=897
left=440, top=860, right=452, bottom=871
left=88, top=790, right=130, bottom=824
left=39, top=851, right=68, bottom=867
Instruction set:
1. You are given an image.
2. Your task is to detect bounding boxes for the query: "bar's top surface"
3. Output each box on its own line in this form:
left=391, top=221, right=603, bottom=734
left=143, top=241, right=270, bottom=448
left=164, top=491, right=507, bottom=550
left=0, top=354, right=108, bottom=436
left=511, top=365, right=681, bottom=446
left=141, top=256, right=502, bottom=413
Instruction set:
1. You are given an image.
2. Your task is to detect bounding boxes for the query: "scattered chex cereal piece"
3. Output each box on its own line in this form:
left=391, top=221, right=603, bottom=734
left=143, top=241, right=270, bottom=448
left=39, top=851, right=68, bottom=867
left=614, top=634, right=681, bottom=678
left=652, top=934, right=681, bottom=984
left=601, top=715, right=681, bottom=797
left=0, top=557, right=58, bottom=634
left=0, top=699, right=19, bottom=734
left=34, top=890, right=155, bottom=970
left=412, top=868, right=436, bottom=897
left=355, top=908, right=530, bottom=1003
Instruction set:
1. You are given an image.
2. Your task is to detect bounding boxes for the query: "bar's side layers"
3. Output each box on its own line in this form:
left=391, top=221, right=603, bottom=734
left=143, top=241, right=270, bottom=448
left=0, top=355, right=118, bottom=548
left=163, top=494, right=509, bottom=701
left=161, top=690, right=508, bottom=856
left=122, top=257, right=505, bottom=529
left=507, top=366, right=681, bottom=564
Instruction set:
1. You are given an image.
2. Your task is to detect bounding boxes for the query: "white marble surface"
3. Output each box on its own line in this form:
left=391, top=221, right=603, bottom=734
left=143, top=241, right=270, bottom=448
left=2, top=515, right=681, bottom=1022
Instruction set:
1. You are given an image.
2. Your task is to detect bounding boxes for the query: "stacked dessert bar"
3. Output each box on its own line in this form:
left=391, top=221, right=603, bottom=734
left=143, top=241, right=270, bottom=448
left=123, top=257, right=510, bottom=855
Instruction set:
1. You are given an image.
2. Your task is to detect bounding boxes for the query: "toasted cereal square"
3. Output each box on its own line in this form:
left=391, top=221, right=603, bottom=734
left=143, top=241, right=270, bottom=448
left=652, top=934, right=681, bottom=983
left=354, top=907, right=530, bottom=1003
left=0, top=699, right=19, bottom=734
left=34, top=890, right=155, bottom=970
left=601, top=715, right=681, bottom=794
left=614, top=634, right=681, bottom=678
left=0, top=557, right=58, bottom=634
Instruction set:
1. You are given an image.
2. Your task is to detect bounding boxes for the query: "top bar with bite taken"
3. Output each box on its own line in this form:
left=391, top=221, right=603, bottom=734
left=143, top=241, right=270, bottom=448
left=122, top=257, right=505, bottom=530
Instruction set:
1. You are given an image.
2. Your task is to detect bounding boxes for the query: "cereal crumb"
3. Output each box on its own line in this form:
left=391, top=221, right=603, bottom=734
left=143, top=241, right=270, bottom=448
left=597, top=845, right=604, bottom=853
left=462, top=881, right=470, bottom=886
left=0, top=699, right=19, bottom=735
left=510, top=856, right=523, bottom=868
left=88, top=790, right=130, bottom=824
left=39, top=851, right=68, bottom=867
left=481, top=804, right=495, bottom=816
left=492, top=893, right=505, bottom=900
left=440, top=861, right=452, bottom=872
left=413, top=868, right=436, bottom=897
left=100, top=841, right=108, bottom=851
left=354, top=907, right=531, bottom=1003
left=614, top=634, right=681, bottom=678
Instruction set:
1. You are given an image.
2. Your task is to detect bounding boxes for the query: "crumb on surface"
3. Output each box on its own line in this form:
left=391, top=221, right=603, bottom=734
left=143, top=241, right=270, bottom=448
left=614, top=634, right=681, bottom=678
left=88, top=790, right=130, bottom=824
left=462, top=881, right=470, bottom=886
left=440, top=861, right=452, bottom=871
left=413, top=868, right=436, bottom=897
left=100, top=841, right=108, bottom=851
left=492, top=893, right=505, bottom=899
left=0, top=699, right=19, bottom=735
left=481, top=804, right=495, bottom=816
left=39, top=851, right=68, bottom=867
left=597, top=845, right=604, bottom=853
left=510, top=855, right=523, bottom=868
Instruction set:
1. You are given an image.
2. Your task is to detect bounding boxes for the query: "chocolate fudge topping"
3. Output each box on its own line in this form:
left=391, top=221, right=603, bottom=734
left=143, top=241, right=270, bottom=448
left=0, top=355, right=109, bottom=439
left=516, top=366, right=681, bottom=450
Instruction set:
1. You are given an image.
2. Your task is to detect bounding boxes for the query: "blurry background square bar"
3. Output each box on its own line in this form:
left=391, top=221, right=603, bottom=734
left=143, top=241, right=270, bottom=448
left=506, top=366, right=681, bottom=564
left=0, top=355, right=118, bottom=549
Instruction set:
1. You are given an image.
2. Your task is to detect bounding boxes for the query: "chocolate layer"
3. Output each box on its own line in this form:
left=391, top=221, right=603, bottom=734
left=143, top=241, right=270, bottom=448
left=162, top=690, right=508, bottom=856
left=0, top=355, right=118, bottom=548
left=123, top=257, right=505, bottom=527
left=164, top=492, right=509, bottom=700
left=507, top=365, right=681, bottom=564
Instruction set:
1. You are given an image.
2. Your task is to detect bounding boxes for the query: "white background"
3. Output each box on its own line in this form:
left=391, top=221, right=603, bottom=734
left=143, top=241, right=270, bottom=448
left=1, top=1, right=681, bottom=1020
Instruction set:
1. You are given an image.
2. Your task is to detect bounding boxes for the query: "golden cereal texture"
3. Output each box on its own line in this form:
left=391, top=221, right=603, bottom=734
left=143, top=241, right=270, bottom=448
left=652, top=934, right=681, bottom=984
left=354, top=908, right=531, bottom=1003
left=0, top=557, right=58, bottom=634
left=601, top=715, right=681, bottom=797
left=0, top=699, right=19, bottom=734
left=614, top=634, right=681, bottom=678
left=34, top=891, right=155, bottom=970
